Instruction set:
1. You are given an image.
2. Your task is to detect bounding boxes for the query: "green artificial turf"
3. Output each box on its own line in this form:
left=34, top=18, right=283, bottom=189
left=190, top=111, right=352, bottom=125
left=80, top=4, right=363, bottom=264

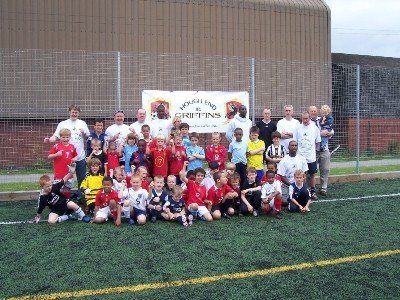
left=1, top=179, right=399, bottom=299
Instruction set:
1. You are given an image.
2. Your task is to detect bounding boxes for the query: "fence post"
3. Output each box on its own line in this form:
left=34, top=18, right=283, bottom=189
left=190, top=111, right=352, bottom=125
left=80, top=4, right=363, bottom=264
left=251, top=57, right=255, bottom=124
left=356, top=64, right=360, bottom=174
left=117, top=51, right=121, bottom=111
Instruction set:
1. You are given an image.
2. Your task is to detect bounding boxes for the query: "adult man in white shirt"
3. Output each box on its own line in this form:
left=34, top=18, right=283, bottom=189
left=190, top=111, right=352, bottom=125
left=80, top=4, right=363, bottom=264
left=293, top=112, right=321, bottom=200
left=225, top=105, right=253, bottom=144
left=105, top=110, right=131, bottom=164
left=277, top=105, right=300, bottom=151
left=129, top=108, right=149, bottom=139
left=150, top=104, right=171, bottom=140
left=277, top=140, right=308, bottom=204
left=44, top=104, right=90, bottom=190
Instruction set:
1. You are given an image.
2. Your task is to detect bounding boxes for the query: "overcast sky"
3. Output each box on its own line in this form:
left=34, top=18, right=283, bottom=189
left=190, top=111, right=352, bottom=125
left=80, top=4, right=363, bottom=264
left=324, top=0, right=400, bottom=58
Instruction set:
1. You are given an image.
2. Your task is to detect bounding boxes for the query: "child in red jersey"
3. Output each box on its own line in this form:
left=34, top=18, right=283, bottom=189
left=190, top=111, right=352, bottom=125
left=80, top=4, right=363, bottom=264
left=47, top=128, right=78, bottom=198
left=147, top=134, right=172, bottom=180
left=169, top=133, right=187, bottom=185
left=207, top=171, right=238, bottom=220
left=179, top=161, right=213, bottom=222
left=103, top=140, right=122, bottom=176
left=136, top=166, right=150, bottom=190
left=260, top=161, right=283, bottom=184
left=92, top=176, right=122, bottom=226
left=205, top=132, right=227, bottom=171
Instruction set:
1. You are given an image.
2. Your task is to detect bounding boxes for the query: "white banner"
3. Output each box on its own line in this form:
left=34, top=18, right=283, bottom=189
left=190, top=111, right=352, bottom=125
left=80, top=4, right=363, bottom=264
left=142, top=90, right=249, bottom=133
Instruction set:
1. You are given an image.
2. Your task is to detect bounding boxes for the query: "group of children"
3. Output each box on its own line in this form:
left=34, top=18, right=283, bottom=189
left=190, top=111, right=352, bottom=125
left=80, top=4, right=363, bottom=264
left=36, top=114, right=318, bottom=226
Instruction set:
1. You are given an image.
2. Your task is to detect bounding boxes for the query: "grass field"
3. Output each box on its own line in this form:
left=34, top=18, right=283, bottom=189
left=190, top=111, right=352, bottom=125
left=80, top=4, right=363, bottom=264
left=1, top=179, right=400, bottom=299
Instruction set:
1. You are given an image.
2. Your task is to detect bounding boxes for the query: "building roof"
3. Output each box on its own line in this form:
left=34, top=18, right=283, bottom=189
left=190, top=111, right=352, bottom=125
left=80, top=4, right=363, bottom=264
left=332, top=53, right=400, bottom=68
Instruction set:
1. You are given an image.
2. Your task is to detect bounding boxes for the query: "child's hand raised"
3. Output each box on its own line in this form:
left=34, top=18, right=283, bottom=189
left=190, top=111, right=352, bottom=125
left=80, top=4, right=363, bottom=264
left=183, top=161, right=189, bottom=167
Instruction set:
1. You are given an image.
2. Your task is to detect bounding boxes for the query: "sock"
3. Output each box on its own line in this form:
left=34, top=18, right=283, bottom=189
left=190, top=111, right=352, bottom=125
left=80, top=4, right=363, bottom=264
left=177, top=215, right=184, bottom=224
left=123, top=206, right=131, bottom=219
left=57, top=215, right=69, bottom=223
left=74, top=207, right=85, bottom=218
left=275, top=198, right=282, bottom=213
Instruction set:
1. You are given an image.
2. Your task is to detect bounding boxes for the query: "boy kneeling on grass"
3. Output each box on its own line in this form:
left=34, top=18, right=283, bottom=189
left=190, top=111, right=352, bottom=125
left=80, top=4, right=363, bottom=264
left=92, top=176, right=122, bottom=226
left=34, top=163, right=90, bottom=224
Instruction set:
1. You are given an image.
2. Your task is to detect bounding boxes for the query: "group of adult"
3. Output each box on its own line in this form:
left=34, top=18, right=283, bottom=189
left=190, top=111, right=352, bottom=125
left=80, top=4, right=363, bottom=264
left=44, top=103, right=333, bottom=199
left=224, top=104, right=333, bottom=199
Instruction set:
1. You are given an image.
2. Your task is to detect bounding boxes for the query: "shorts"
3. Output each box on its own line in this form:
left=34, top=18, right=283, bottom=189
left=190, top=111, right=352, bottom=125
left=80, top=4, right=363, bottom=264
left=50, top=199, right=73, bottom=216
left=262, top=198, right=277, bottom=211
left=307, top=161, right=318, bottom=175
left=95, top=206, right=112, bottom=219
left=211, top=204, right=221, bottom=213
left=133, top=208, right=147, bottom=219
left=53, top=178, right=74, bottom=189
left=188, top=205, right=209, bottom=217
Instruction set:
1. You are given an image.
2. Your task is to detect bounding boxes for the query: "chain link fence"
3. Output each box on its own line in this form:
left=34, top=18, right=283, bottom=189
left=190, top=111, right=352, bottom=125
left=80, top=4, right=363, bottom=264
left=0, top=48, right=399, bottom=184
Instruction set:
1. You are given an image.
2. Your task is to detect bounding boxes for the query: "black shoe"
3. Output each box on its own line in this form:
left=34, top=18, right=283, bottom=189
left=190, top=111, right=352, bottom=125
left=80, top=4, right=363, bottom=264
left=275, top=212, right=282, bottom=220
left=150, top=216, right=157, bottom=223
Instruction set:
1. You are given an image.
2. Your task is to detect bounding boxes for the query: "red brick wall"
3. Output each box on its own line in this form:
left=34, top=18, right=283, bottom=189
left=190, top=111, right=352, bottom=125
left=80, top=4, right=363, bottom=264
left=346, top=118, right=400, bottom=153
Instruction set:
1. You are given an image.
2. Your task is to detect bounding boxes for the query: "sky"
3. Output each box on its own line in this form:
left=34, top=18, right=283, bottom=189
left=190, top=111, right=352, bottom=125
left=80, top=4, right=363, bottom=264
left=324, top=0, right=400, bottom=58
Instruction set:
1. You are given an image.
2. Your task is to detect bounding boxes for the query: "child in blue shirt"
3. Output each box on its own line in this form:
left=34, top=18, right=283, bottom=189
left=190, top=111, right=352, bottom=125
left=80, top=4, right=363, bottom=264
left=186, top=132, right=205, bottom=171
left=122, top=133, right=138, bottom=175
left=228, top=128, right=248, bottom=187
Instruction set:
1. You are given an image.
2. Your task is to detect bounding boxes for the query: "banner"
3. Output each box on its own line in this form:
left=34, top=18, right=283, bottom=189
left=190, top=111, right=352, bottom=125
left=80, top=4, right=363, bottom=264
left=142, top=90, right=249, bottom=133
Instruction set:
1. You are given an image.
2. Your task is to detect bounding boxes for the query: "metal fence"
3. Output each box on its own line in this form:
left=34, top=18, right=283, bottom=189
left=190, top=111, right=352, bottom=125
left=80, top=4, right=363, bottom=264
left=0, top=48, right=399, bottom=183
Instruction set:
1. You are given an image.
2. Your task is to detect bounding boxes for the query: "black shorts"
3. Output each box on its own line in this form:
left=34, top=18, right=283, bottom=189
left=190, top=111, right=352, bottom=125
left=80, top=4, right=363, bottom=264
left=211, top=205, right=221, bottom=213
left=50, top=199, right=73, bottom=216
left=307, top=161, right=318, bottom=175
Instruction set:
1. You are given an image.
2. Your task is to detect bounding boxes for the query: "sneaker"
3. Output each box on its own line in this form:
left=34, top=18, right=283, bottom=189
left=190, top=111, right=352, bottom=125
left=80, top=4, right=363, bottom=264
left=275, top=212, right=282, bottom=220
left=311, top=192, right=319, bottom=200
left=127, top=218, right=135, bottom=225
left=222, top=212, right=231, bottom=219
left=238, top=212, right=244, bottom=217
left=150, top=216, right=157, bottom=223
left=319, top=190, right=327, bottom=196
left=305, top=207, right=310, bottom=212
left=68, top=214, right=78, bottom=221
left=187, top=214, right=193, bottom=226
left=252, top=210, right=259, bottom=217
left=81, top=215, right=91, bottom=223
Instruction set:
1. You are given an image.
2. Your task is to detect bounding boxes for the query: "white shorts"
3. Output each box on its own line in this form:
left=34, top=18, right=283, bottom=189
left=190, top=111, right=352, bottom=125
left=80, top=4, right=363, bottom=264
left=53, top=178, right=74, bottom=189
left=95, top=207, right=112, bottom=219
left=188, top=205, right=209, bottom=217
left=262, top=198, right=278, bottom=211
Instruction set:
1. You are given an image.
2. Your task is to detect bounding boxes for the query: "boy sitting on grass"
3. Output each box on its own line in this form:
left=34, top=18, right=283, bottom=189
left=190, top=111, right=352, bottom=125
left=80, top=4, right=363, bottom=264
left=34, top=164, right=90, bottom=224
left=92, top=176, right=122, bottom=226
left=180, top=161, right=213, bottom=222
left=288, top=169, right=311, bottom=213
left=260, top=170, right=282, bottom=219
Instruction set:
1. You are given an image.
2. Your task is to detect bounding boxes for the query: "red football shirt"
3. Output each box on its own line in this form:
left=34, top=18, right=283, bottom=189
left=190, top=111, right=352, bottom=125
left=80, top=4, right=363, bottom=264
left=207, top=183, right=234, bottom=206
left=106, top=151, right=121, bottom=176
left=168, top=145, right=186, bottom=175
left=48, top=143, right=78, bottom=180
left=150, top=148, right=171, bottom=177
left=186, top=179, right=207, bottom=206
left=205, top=145, right=227, bottom=171
left=95, top=189, right=121, bottom=208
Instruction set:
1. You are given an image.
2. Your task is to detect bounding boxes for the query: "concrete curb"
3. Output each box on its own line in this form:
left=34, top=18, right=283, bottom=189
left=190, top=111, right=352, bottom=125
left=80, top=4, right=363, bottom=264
left=1, top=172, right=400, bottom=201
